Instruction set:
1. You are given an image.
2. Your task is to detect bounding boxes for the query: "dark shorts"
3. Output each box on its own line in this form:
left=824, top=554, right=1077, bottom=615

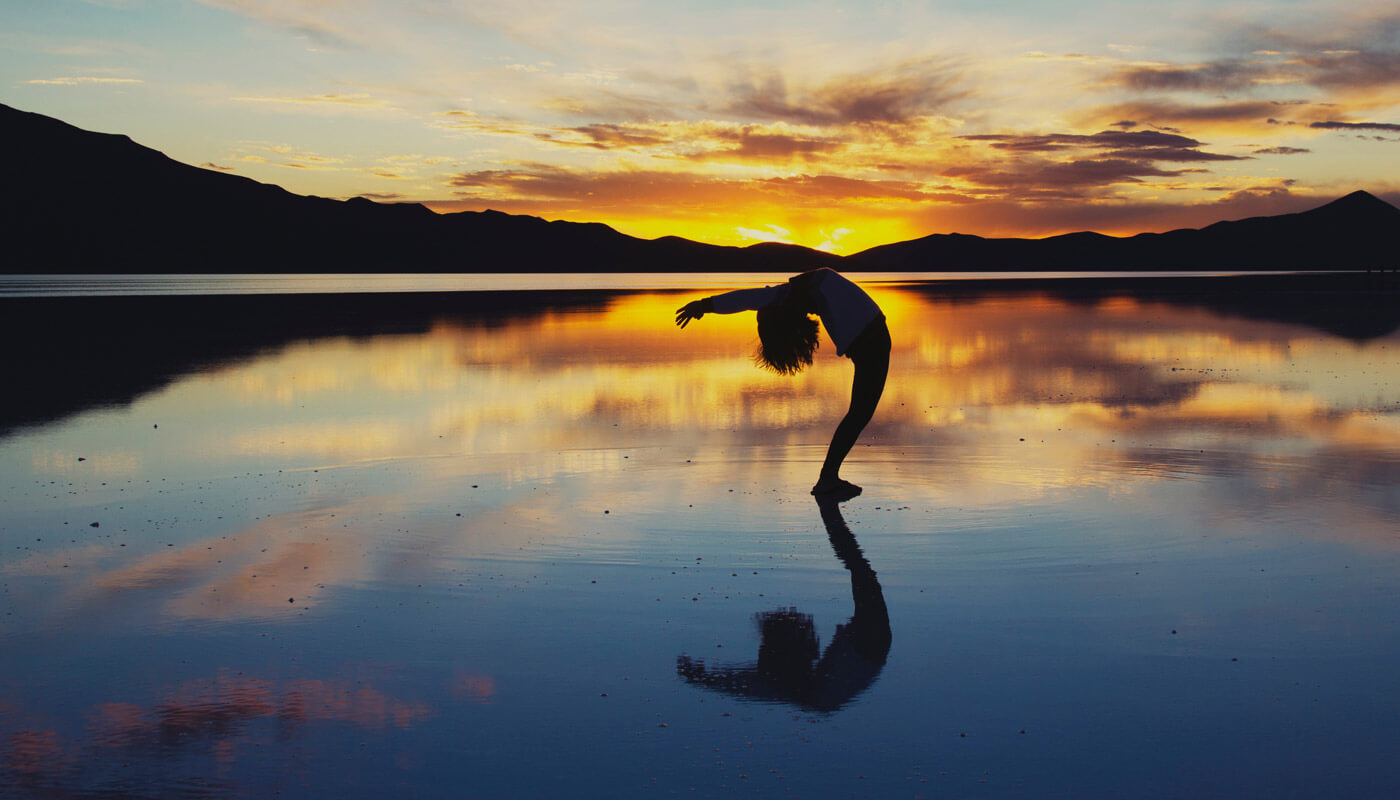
left=847, top=316, right=891, bottom=363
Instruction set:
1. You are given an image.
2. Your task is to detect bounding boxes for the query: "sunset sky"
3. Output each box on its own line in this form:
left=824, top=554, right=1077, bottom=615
left=4, top=0, right=1398, bottom=253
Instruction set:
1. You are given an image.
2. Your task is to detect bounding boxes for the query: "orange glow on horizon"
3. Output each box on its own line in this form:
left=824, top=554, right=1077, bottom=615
left=425, top=200, right=933, bottom=255
left=603, top=208, right=932, bottom=256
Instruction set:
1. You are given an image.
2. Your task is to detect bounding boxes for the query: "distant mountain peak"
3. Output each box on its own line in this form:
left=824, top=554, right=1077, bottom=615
left=1322, top=189, right=1398, bottom=213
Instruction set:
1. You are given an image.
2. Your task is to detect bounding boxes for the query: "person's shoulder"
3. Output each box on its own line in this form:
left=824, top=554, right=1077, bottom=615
left=790, top=267, right=836, bottom=285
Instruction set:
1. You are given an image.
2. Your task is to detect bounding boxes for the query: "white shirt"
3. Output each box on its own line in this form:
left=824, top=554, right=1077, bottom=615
left=710, top=269, right=883, bottom=357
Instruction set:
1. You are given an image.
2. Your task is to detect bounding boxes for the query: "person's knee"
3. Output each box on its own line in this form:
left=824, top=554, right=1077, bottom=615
left=840, top=407, right=876, bottom=431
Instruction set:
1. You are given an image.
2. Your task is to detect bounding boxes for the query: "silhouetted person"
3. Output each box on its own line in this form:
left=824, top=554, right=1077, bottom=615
left=675, top=268, right=890, bottom=498
left=675, top=497, right=891, bottom=713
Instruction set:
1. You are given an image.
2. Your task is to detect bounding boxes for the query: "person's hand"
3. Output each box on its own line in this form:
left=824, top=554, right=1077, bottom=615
left=675, top=299, right=708, bottom=328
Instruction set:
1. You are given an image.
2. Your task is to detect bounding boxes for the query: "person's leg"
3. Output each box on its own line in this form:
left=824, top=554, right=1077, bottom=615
left=813, top=320, right=890, bottom=495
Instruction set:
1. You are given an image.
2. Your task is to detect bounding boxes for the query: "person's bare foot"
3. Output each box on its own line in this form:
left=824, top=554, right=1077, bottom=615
left=811, top=476, right=861, bottom=500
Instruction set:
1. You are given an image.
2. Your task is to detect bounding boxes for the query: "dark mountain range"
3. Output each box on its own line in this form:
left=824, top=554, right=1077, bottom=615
left=845, top=190, right=1400, bottom=270
left=2, top=103, right=837, bottom=273
left=3, top=102, right=1396, bottom=273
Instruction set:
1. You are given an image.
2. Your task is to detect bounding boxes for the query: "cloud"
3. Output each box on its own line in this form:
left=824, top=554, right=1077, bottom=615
left=1106, top=10, right=1400, bottom=95
left=440, top=112, right=851, bottom=166
left=560, top=122, right=846, bottom=163
left=1300, top=50, right=1400, bottom=91
left=1310, top=120, right=1400, bottom=132
left=961, top=129, right=1248, bottom=162
left=228, top=142, right=347, bottom=171
left=1253, top=146, right=1311, bottom=155
left=432, top=109, right=556, bottom=140
left=357, top=191, right=406, bottom=200
left=567, top=123, right=670, bottom=149
left=25, top=76, right=142, bottom=86
left=1091, top=100, right=1287, bottom=126
left=445, top=164, right=957, bottom=210
left=275, top=152, right=343, bottom=170
left=233, top=92, right=394, bottom=110
left=685, top=127, right=843, bottom=162
left=540, top=88, right=680, bottom=122
left=721, top=59, right=967, bottom=127
left=446, top=164, right=745, bottom=209
left=200, top=162, right=236, bottom=171
left=944, top=127, right=1249, bottom=199
left=944, top=158, right=1190, bottom=197
left=1114, top=50, right=1400, bottom=94
left=759, top=174, right=957, bottom=203
left=1116, top=60, right=1282, bottom=92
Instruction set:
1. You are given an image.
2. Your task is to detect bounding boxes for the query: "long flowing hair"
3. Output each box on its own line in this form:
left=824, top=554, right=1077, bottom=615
left=754, top=300, right=819, bottom=375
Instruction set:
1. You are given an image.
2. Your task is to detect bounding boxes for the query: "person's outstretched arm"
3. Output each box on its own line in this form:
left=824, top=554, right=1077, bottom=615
left=676, top=285, right=784, bottom=328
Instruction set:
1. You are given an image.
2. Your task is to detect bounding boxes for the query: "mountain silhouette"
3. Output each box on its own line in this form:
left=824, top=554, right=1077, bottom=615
left=3, top=103, right=1396, bottom=273
left=845, top=190, right=1400, bottom=270
left=1, top=103, right=837, bottom=274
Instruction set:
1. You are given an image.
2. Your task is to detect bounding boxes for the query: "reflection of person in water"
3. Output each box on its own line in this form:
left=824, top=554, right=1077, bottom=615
left=675, top=268, right=890, bottom=498
left=676, top=497, right=892, bottom=713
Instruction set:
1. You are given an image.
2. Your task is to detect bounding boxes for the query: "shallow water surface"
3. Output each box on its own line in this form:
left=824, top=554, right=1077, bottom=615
left=2, top=276, right=1399, bottom=798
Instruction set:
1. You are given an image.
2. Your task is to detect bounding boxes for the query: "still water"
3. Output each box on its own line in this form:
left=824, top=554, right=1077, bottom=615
left=2, top=275, right=1399, bottom=798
